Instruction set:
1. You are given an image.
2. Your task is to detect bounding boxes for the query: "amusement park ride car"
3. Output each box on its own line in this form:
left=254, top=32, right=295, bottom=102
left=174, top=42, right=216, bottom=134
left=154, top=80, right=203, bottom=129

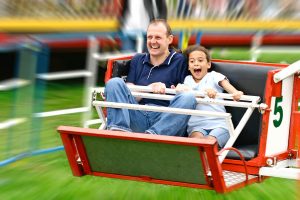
left=58, top=53, right=299, bottom=193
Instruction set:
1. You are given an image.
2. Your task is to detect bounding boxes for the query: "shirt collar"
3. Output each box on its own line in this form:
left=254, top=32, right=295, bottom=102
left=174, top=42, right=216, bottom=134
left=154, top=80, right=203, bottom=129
left=143, top=49, right=177, bottom=66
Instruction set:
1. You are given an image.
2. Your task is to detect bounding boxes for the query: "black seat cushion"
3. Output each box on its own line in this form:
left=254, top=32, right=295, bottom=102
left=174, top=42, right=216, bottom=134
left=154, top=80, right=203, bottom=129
left=225, top=144, right=258, bottom=160
left=212, top=61, right=280, bottom=159
left=111, top=60, right=131, bottom=81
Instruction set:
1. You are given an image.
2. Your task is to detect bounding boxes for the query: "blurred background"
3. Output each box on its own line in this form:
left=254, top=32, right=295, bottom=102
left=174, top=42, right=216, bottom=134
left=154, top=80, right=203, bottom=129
left=0, top=0, right=299, bottom=199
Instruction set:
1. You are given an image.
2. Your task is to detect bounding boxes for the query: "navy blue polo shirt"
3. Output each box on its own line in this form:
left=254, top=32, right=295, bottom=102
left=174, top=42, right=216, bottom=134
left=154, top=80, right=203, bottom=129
left=126, top=49, right=188, bottom=106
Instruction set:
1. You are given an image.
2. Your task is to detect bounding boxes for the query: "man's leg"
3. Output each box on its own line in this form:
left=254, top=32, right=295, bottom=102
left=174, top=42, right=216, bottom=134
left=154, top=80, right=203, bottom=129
left=105, top=78, right=148, bottom=132
left=146, top=92, right=196, bottom=136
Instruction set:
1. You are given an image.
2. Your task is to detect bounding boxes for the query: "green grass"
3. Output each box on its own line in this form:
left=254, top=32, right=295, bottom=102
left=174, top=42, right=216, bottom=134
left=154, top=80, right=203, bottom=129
left=211, top=47, right=300, bottom=64
left=0, top=50, right=299, bottom=199
left=0, top=151, right=298, bottom=200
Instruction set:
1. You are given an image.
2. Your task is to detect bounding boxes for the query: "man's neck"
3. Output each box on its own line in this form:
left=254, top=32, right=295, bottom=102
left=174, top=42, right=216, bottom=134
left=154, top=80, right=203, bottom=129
left=150, top=51, right=170, bottom=66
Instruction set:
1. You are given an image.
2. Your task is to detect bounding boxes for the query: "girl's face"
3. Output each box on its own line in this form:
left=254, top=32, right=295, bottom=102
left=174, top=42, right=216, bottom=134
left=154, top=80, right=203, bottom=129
left=188, top=50, right=211, bottom=83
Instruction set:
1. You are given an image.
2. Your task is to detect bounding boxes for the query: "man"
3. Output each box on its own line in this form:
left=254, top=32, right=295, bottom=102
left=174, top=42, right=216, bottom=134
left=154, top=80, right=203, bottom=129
left=105, top=19, right=196, bottom=136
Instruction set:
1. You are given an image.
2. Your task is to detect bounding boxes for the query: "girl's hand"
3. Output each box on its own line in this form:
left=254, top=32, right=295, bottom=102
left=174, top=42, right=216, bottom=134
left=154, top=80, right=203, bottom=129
left=172, top=84, right=191, bottom=93
left=232, top=91, right=244, bottom=101
left=205, top=88, right=217, bottom=98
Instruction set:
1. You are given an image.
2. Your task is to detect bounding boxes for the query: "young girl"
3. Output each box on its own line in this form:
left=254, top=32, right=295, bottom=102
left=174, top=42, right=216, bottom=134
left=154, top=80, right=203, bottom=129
left=175, top=45, right=244, bottom=148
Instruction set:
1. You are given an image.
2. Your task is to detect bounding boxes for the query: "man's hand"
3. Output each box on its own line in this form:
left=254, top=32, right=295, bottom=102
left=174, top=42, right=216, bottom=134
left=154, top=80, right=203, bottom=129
left=149, top=82, right=166, bottom=94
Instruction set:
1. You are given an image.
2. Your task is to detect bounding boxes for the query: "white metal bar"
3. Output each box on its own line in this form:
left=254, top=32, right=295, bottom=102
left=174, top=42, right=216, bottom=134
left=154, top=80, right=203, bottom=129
left=95, top=104, right=107, bottom=129
left=36, top=70, right=92, bottom=80
left=93, top=101, right=231, bottom=118
left=83, top=119, right=102, bottom=128
left=233, top=107, right=256, bottom=136
left=131, top=92, right=262, bottom=109
left=128, top=85, right=260, bottom=102
left=273, top=60, right=300, bottom=83
left=218, top=107, right=256, bottom=163
left=0, top=78, right=30, bottom=91
left=0, top=118, right=27, bottom=129
left=33, top=107, right=89, bottom=118
left=218, top=96, right=260, bottom=162
left=93, top=52, right=135, bottom=61
left=136, top=34, right=144, bottom=53
left=270, top=159, right=299, bottom=168
left=259, top=166, right=300, bottom=180
left=93, top=85, right=260, bottom=102
left=81, top=36, right=101, bottom=126
left=93, top=86, right=263, bottom=109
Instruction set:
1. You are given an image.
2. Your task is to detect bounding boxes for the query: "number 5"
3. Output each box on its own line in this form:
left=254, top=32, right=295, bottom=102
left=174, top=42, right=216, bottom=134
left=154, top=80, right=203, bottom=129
left=273, top=97, right=283, bottom=128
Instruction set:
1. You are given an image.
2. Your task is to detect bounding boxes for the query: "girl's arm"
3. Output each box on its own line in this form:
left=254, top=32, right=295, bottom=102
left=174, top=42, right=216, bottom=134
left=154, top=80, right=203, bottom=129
left=220, top=79, right=244, bottom=101
left=171, top=83, right=192, bottom=92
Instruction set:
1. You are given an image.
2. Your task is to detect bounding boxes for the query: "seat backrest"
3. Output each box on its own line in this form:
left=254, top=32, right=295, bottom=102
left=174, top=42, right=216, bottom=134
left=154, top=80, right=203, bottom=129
left=211, top=61, right=280, bottom=147
left=111, top=60, right=131, bottom=81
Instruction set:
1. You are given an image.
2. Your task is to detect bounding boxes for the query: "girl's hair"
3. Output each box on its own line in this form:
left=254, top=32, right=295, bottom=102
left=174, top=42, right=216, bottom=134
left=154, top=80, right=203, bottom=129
left=183, top=45, right=211, bottom=62
left=148, top=19, right=172, bottom=36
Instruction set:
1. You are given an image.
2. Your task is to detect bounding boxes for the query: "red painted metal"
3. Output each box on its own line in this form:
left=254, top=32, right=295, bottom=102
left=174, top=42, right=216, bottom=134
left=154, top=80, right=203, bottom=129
left=73, top=135, right=92, bottom=175
left=92, top=171, right=214, bottom=190
left=204, top=144, right=227, bottom=193
left=59, top=133, right=84, bottom=176
left=172, top=33, right=300, bottom=47
left=58, top=126, right=256, bottom=193
left=104, top=55, right=133, bottom=83
left=290, top=75, right=300, bottom=155
left=39, top=37, right=121, bottom=49
left=218, top=147, right=249, bottom=183
left=212, top=59, right=287, bottom=68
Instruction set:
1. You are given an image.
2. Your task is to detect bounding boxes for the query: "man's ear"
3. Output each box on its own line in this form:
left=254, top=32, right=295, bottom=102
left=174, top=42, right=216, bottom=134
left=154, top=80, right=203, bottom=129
left=168, top=34, right=173, bottom=44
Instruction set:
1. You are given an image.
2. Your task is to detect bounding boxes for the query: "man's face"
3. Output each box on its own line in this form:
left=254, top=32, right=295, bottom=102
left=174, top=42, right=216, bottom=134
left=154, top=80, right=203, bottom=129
left=146, top=23, right=173, bottom=57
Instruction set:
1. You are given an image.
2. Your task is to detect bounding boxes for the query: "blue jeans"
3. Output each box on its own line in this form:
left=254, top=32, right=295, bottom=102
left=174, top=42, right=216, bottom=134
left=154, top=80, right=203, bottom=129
left=189, top=127, right=230, bottom=148
left=104, top=78, right=197, bottom=136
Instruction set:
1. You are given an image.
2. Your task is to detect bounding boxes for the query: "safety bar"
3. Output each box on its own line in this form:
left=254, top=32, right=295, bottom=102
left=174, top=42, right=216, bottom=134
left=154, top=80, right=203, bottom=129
left=93, top=86, right=260, bottom=102
left=126, top=85, right=259, bottom=102
left=93, top=101, right=232, bottom=118
left=93, top=86, right=265, bottom=109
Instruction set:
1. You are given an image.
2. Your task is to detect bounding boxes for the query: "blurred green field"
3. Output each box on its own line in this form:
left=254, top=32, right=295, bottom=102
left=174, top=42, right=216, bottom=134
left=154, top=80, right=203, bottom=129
left=0, top=49, right=299, bottom=199
left=0, top=151, right=298, bottom=200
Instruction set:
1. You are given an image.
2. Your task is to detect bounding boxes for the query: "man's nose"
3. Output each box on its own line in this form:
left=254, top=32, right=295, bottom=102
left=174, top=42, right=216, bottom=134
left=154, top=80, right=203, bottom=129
left=150, top=38, right=156, bottom=43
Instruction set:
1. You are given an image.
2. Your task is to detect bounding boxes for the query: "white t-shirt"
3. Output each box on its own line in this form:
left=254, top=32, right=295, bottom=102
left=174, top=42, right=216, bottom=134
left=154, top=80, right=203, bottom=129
left=184, top=71, right=228, bottom=131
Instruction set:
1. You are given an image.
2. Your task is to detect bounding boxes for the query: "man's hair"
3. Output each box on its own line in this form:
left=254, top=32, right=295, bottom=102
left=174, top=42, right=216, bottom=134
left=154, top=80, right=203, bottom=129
left=184, top=45, right=211, bottom=62
left=148, top=19, right=172, bottom=36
